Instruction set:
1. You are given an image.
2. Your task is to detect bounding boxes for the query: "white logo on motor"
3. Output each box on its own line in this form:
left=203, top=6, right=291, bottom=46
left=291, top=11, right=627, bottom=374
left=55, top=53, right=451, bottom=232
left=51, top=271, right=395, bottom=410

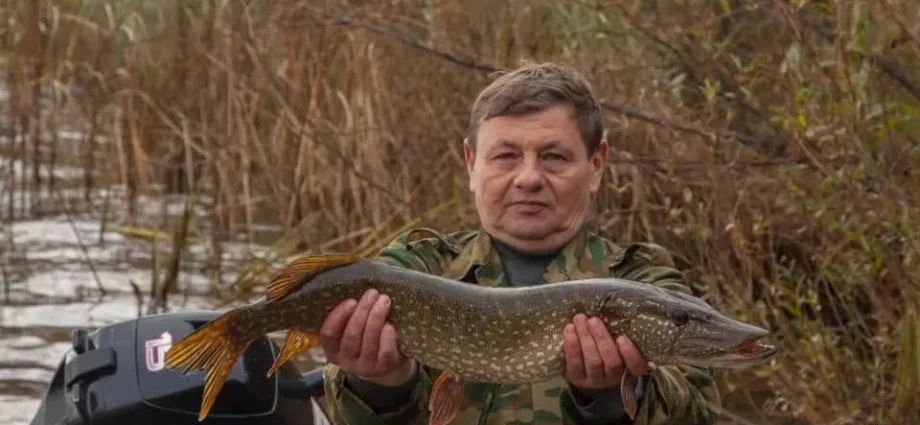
left=145, top=331, right=173, bottom=372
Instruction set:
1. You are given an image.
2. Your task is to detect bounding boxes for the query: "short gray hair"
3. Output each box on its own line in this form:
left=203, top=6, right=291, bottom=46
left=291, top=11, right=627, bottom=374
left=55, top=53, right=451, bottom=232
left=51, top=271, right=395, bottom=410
left=466, top=62, right=604, bottom=154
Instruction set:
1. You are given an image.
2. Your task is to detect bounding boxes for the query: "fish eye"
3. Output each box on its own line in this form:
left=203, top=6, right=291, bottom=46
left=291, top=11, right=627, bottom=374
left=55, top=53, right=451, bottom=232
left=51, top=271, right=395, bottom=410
left=669, top=309, right=690, bottom=326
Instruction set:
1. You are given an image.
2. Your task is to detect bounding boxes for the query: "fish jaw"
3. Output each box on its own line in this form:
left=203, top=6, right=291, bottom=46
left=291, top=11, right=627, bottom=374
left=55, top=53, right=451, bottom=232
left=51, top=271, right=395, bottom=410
left=593, top=279, right=779, bottom=370
left=668, top=321, right=778, bottom=369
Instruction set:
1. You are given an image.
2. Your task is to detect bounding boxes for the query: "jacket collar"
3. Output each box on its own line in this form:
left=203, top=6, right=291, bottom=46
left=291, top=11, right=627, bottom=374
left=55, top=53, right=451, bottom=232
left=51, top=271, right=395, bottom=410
left=442, top=226, right=616, bottom=286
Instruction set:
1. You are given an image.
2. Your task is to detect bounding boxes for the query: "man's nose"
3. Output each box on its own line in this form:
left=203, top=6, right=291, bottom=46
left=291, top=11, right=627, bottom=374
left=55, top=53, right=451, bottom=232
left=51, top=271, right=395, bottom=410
left=513, top=157, right=544, bottom=190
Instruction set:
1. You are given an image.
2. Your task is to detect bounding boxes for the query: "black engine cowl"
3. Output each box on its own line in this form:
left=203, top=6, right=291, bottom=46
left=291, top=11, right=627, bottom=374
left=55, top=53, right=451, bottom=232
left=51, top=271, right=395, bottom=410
left=28, top=311, right=318, bottom=425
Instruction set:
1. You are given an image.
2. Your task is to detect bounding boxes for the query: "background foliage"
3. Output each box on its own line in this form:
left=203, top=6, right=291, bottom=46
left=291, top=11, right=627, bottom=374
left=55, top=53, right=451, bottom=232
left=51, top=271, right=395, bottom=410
left=2, top=0, right=918, bottom=424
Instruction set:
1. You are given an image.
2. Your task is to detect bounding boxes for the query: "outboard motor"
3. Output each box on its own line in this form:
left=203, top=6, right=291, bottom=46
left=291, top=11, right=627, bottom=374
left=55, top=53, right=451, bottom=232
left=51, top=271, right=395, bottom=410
left=28, top=311, right=329, bottom=425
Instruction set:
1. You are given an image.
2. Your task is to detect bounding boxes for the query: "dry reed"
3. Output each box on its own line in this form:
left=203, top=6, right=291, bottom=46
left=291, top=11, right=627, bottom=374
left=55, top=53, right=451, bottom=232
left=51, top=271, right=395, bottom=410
left=1, top=0, right=919, bottom=424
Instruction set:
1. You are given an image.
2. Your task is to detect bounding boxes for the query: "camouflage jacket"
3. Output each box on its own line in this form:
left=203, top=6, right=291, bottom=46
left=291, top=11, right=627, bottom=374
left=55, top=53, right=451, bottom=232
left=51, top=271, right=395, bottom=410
left=321, top=226, right=721, bottom=425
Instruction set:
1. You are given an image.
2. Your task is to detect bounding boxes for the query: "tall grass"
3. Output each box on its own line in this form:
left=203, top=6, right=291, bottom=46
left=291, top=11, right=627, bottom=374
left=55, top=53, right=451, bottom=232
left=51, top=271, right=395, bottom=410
left=2, top=0, right=918, bottom=424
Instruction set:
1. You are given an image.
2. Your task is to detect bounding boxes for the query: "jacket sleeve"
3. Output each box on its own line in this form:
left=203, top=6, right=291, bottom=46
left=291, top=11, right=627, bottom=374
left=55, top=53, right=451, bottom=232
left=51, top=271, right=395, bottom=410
left=560, top=378, right=650, bottom=425
left=321, top=232, right=445, bottom=425
left=322, top=361, right=434, bottom=425
left=606, top=243, right=722, bottom=425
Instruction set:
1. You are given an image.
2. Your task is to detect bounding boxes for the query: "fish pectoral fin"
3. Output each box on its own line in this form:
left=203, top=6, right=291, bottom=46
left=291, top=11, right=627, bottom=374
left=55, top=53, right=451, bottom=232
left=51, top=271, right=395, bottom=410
left=620, top=372, right=638, bottom=420
left=267, top=329, right=319, bottom=378
left=267, top=254, right=362, bottom=302
left=429, top=371, right=465, bottom=425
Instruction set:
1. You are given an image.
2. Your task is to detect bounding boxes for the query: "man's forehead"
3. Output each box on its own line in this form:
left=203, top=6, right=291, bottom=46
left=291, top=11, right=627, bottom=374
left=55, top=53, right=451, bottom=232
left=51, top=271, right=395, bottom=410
left=492, top=139, right=569, bottom=150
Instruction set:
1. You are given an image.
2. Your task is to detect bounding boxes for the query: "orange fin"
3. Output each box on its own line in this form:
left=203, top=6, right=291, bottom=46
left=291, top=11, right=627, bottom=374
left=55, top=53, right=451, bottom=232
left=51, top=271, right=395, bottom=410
left=266, top=329, right=318, bottom=378
left=267, top=254, right=362, bottom=302
left=429, top=371, right=465, bottom=425
left=164, top=311, right=252, bottom=422
left=620, top=372, right=638, bottom=420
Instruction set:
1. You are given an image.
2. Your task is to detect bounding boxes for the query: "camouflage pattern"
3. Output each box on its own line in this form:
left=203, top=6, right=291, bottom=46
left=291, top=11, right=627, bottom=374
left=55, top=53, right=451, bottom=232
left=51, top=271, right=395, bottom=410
left=322, top=226, right=721, bottom=425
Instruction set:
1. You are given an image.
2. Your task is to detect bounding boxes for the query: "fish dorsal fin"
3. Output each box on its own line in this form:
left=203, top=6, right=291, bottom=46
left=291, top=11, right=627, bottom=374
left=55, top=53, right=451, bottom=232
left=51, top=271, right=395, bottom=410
left=267, top=254, right=362, bottom=302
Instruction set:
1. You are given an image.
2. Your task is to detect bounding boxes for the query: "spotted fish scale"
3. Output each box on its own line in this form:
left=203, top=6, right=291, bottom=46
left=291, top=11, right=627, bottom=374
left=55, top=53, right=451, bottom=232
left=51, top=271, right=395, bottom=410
left=266, top=257, right=609, bottom=383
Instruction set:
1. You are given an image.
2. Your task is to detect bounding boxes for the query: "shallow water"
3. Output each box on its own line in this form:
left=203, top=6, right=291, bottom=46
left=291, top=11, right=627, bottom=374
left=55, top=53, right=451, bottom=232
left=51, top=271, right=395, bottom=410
left=0, top=152, right=327, bottom=424
left=1, top=215, right=224, bottom=424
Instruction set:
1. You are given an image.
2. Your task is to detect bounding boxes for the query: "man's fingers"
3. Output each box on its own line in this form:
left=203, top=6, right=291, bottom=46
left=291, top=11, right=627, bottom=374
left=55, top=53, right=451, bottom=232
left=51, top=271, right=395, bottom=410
left=319, top=298, right=358, bottom=356
left=358, top=294, right=391, bottom=366
left=339, top=289, right=379, bottom=359
left=563, top=323, right=585, bottom=380
left=587, top=317, right=623, bottom=380
left=574, top=314, right=604, bottom=380
left=377, top=323, right=402, bottom=368
left=616, top=336, right=648, bottom=376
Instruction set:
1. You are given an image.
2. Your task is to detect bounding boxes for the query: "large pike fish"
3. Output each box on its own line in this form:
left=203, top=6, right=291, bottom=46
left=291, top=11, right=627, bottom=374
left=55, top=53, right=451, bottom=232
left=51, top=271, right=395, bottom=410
left=164, top=254, right=777, bottom=423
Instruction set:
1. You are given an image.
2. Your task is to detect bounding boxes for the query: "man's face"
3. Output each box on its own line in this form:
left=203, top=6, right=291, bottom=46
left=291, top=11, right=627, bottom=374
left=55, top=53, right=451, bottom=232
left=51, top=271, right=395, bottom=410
left=464, top=104, right=608, bottom=253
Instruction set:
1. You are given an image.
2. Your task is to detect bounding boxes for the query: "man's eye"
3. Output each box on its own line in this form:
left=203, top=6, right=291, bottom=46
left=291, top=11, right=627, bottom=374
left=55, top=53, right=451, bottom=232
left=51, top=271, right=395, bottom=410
left=494, top=152, right=516, bottom=160
left=544, top=153, right=566, bottom=161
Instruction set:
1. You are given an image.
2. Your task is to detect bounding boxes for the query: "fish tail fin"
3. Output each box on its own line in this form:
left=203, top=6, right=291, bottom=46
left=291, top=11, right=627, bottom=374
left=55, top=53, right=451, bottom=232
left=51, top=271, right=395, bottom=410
left=164, top=310, right=255, bottom=422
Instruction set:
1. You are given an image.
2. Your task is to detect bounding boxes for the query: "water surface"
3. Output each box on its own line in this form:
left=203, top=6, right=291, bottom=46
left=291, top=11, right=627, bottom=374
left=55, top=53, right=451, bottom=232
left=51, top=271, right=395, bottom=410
left=1, top=154, right=325, bottom=424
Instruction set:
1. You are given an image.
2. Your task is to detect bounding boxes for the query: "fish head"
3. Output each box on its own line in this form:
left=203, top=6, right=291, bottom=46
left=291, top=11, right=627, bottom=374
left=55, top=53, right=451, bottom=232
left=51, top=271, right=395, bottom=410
left=597, top=281, right=777, bottom=369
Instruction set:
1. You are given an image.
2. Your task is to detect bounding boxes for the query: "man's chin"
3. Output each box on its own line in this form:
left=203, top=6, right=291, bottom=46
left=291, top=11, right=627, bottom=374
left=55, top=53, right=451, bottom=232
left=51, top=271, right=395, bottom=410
left=493, top=228, right=573, bottom=254
left=498, top=223, right=557, bottom=242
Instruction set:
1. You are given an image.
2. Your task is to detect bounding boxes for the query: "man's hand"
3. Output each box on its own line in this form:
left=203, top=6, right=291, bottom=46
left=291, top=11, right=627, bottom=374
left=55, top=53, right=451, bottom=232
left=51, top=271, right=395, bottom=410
left=319, top=288, right=416, bottom=387
left=562, top=313, right=648, bottom=395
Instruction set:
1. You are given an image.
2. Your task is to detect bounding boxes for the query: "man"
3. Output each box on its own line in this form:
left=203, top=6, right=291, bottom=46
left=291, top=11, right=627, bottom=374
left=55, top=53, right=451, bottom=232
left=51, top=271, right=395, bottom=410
left=317, top=62, right=721, bottom=425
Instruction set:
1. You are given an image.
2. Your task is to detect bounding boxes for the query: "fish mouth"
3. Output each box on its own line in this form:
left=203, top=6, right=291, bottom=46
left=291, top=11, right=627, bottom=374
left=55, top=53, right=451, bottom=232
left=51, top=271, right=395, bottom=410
left=733, top=336, right=777, bottom=360
left=708, top=335, right=777, bottom=369
left=673, top=334, right=778, bottom=369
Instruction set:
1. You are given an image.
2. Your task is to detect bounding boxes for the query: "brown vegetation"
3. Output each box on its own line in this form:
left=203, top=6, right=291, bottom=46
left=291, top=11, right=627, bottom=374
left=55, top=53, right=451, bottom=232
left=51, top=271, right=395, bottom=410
left=1, top=0, right=919, bottom=424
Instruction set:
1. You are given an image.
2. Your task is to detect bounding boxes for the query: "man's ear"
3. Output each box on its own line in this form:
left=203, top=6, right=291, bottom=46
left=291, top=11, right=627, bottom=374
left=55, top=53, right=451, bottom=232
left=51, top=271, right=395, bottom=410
left=463, top=138, right=475, bottom=175
left=463, top=138, right=478, bottom=192
left=589, top=139, right=608, bottom=193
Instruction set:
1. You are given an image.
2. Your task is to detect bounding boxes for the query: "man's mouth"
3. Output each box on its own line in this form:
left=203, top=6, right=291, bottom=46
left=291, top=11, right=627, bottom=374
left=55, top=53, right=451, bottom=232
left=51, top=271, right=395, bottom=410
left=507, top=201, right=548, bottom=213
left=509, top=201, right=548, bottom=207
